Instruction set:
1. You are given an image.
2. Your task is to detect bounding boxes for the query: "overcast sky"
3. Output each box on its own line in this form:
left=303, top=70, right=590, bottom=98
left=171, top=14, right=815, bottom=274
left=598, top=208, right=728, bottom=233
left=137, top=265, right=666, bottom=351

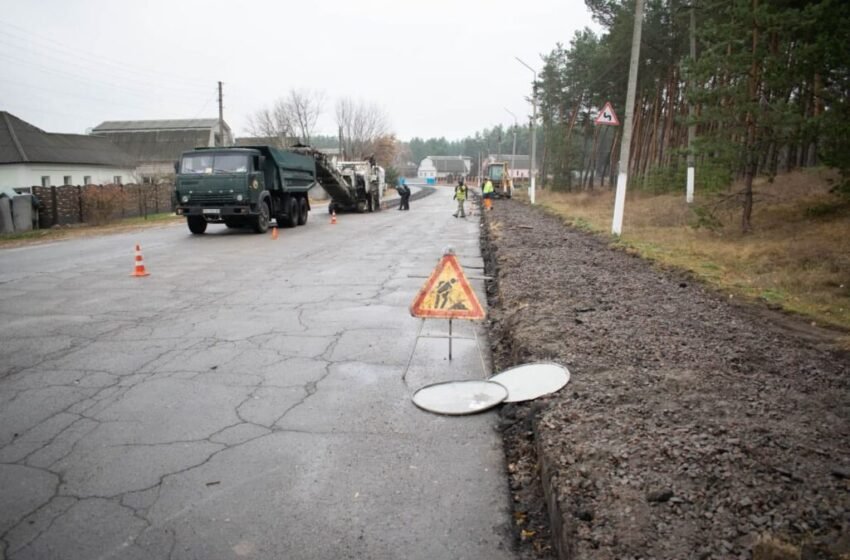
left=0, top=0, right=596, bottom=141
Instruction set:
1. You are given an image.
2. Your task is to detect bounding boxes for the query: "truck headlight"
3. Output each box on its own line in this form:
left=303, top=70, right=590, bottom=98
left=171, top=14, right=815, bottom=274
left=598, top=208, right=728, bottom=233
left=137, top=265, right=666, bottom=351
left=181, top=195, right=189, bottom=203
left=236, top=194, right=243, bottom=202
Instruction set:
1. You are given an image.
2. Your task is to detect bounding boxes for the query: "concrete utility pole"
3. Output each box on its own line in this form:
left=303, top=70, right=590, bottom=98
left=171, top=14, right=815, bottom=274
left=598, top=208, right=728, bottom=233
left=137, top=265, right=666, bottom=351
left=505, top=108, right=518, bottom=178
left=686, top=4, right=697, bottom=204
left=515, top=57, right=537, bottom=205
left=217, top=81, right=225, bottom=147
left=611, top=0, right=645, bottom=235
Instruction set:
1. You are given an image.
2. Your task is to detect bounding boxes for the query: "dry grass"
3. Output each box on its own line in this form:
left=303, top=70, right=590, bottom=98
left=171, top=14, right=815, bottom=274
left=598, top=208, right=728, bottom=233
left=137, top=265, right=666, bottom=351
left=532, top=169, right=850, bottom=334
left=753, top=535, right=801, bottom=560
left=0, top=213, right=182, bottom=249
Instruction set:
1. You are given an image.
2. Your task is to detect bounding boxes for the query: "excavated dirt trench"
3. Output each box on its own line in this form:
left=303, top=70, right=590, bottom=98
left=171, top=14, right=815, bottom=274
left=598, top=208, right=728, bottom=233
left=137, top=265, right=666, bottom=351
left=479, top=197, right=850, bottom=560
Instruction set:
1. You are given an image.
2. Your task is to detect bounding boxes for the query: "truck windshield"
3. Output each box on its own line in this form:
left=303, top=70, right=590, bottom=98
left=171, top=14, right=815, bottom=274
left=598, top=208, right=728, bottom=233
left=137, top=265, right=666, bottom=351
left=180, top=154, right=249, bottom=174
left=489, top=166, right=504, bottom=181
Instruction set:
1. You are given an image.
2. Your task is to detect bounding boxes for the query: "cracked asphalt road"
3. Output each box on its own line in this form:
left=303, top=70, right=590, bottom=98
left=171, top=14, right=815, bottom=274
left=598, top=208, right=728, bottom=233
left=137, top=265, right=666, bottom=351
left=0, top=187, right=513, bottom=560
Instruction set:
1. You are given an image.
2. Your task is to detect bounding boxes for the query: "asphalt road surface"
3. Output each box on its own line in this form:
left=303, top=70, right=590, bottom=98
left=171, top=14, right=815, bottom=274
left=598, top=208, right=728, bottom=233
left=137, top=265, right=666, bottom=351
left=0, top=187, right=513, bottom=560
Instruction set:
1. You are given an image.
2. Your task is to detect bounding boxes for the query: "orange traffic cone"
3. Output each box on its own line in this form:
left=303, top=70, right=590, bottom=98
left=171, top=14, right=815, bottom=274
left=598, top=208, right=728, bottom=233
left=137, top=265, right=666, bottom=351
left=331, top=210, right=337, bottom=225
left=131, top=244, right=150, bottom=277
left=271, top=226, right=278, bottom=240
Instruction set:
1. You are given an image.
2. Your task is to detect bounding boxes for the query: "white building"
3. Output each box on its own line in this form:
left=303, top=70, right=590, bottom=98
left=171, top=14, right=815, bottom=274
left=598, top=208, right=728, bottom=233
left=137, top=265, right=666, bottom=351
left=0, top=112, right=136, bottom=188
left=417, top=156, right=471, bottom=180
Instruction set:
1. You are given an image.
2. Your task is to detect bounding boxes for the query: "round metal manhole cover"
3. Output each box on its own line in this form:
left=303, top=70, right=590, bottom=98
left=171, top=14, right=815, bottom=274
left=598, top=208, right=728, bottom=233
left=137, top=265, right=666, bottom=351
left=412, top=380, right=508, bottom=415
left=488, top=362, right=570, bottom=403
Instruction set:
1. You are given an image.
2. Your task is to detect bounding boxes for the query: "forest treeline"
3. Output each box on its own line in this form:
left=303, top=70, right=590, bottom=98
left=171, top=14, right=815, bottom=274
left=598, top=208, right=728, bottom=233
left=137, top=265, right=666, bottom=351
left=407, top=0, right=850, bottom=231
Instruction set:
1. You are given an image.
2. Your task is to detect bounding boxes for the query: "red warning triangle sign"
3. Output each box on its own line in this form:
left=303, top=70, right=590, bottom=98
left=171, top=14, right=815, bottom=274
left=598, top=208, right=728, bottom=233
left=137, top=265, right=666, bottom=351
left=594, top=102, right=620, bottom=126
left=410, top=254, right=485, bottom=320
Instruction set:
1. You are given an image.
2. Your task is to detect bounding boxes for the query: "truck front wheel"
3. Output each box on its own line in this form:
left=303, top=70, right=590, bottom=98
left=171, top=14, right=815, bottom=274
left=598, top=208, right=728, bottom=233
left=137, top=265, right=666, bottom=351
left=187, top=216, right=207, bottom=234
left=254, top=200, right=270, bottom=233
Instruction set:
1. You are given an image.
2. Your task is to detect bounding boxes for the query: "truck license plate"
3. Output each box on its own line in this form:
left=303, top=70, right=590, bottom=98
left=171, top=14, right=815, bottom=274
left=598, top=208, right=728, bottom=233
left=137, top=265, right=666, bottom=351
left=202, top=209, right=220, bottom=214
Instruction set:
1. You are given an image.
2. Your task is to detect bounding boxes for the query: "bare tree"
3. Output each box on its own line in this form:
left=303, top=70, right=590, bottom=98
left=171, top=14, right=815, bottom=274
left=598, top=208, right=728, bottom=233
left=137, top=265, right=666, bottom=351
left=246, top=88, right=325, bottom=147
left=335, top=97, right=391, bottom=159
left=246, top=102, right=293, bottom=148
left=286, top=88, right=325, bottom=145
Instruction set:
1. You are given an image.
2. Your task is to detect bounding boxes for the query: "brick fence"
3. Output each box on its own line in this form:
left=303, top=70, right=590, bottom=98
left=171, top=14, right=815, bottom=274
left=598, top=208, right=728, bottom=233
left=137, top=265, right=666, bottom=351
left=28, top=183, right=174, bottom=228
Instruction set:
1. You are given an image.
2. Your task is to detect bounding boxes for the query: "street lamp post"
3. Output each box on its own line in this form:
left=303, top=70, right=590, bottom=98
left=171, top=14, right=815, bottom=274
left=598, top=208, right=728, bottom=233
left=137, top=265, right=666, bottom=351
left=504, top=108, right=518, bottom=183
left=515, top=57, right=537, bottom=204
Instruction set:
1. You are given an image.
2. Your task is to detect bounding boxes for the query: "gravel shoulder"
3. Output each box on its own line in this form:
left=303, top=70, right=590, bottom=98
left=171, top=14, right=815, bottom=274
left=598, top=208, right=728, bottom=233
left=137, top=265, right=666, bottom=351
left=481, top=197, right=850, bottom=559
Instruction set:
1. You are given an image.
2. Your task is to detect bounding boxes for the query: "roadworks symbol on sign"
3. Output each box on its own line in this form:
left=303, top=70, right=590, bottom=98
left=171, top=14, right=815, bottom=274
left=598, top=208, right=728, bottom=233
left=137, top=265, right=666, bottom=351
left=410, top=254, right=485, bottom=320
left=594, top=101, right=620, bottom=126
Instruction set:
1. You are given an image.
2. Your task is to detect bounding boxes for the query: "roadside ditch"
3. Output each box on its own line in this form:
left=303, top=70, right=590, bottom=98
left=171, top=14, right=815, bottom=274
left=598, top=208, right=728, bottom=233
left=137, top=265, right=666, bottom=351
left=479, top=196, right=849, bottom=560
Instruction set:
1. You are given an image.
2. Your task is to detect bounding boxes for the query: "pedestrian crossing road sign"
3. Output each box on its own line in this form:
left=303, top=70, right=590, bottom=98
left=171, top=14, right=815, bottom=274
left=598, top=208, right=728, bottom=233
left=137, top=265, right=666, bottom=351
left=410, top=254, right=485, bottom=320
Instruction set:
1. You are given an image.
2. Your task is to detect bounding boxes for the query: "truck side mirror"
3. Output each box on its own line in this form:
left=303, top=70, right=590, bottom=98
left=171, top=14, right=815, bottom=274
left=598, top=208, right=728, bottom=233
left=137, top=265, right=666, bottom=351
left=174, top=161, right=179, bottom=173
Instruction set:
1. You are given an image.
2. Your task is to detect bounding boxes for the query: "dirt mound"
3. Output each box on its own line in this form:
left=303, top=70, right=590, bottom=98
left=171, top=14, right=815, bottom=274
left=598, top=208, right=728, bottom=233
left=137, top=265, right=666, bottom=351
left=482, top=198, right=850, bottom=559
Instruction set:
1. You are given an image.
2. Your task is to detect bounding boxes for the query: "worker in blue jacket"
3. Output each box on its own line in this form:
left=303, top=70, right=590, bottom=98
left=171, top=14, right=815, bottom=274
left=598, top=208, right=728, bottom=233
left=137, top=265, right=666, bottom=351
left=397, top=177, right=410, bottom=211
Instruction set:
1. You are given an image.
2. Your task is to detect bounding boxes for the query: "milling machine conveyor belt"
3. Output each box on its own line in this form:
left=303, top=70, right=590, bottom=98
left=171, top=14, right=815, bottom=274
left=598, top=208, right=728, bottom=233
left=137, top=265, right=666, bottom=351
left=291, top=146, right=357, bottom=208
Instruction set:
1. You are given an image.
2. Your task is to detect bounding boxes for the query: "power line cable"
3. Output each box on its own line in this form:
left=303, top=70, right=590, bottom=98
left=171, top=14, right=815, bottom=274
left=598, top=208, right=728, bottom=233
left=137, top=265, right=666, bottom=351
left=0, top=53, right=209, bottom=104
left=0, top=19, right=213, bottom=92
left=0, top=39, right=212, bottom=98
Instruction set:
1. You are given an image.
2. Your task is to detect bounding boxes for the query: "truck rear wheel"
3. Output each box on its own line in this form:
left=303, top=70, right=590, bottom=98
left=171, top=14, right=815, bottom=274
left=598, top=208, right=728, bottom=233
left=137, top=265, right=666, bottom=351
left=297, top=198, right=308, bottom=225
left=284, top=198, right=298, bottom=228
left=254, top=200, right=270, bottom=233
left=187, top=216, right=207, bottom=234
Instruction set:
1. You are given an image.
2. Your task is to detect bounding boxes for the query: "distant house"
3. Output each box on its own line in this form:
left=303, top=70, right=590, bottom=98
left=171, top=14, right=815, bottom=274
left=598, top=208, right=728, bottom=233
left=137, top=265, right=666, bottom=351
left=417, top=156, right=471, bottom=180
left=486, top=154, right=531, bottom=180
left=0, top=111, right=136, bottom=188
left=91, top=118, right=233, bottom=181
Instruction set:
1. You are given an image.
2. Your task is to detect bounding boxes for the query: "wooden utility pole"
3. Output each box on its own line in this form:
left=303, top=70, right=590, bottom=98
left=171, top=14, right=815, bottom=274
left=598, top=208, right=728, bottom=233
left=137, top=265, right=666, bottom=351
left=218, top=81, right=225, bottom=147
left=611, top=0, right=645, bottom=235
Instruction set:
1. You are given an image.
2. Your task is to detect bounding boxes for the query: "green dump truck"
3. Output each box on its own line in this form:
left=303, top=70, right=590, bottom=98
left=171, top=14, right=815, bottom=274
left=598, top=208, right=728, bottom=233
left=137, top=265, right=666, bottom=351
left=174, top=146, right=316, bottom=234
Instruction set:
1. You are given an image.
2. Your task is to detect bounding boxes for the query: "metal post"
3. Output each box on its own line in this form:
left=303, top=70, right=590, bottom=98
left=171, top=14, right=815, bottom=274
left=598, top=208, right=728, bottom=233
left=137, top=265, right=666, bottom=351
left=448, top=319, right=453, bottom=361
left=686, top=5, right=697, bottom=204
left=505, top=108, right=518, bottom=184
left=611, top=0, right=645, bottom=235
left=531, top=95, right=537, bottom=204
left=516, top=57, right=537, bottom=204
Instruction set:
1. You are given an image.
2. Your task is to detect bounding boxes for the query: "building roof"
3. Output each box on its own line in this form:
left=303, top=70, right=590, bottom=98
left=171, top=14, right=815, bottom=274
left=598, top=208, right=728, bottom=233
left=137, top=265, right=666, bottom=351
left=94, top=129, right=213, bottom=164
left=490, top=154, right=531, bottom=169
left=430, top=157, right=468, bottom=173
left=0, top=111, right=136, bottom=167
left=419, top=156, right=470, bottom=173
left=92, top=119, right=224, bottom=132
